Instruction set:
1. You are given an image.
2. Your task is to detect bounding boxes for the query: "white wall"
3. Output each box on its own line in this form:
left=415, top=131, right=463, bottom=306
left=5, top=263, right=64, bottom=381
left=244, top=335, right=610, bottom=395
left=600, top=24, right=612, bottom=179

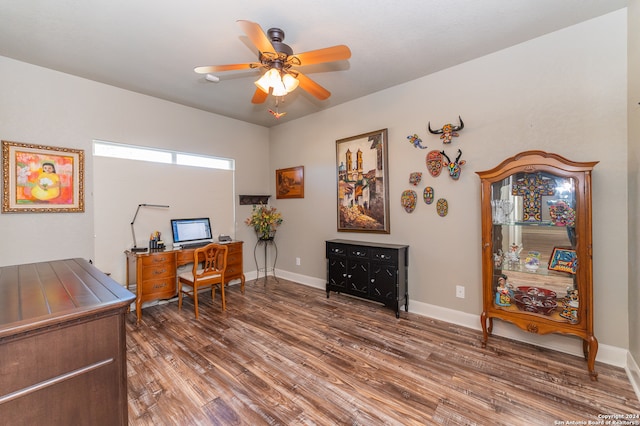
left=627, top=0, right=640, bottom=384
left=269, top=10, right=629, bottom=350
left=0, top=56, right=270, bottom=271
left=0, top=9, right=632, bottom=366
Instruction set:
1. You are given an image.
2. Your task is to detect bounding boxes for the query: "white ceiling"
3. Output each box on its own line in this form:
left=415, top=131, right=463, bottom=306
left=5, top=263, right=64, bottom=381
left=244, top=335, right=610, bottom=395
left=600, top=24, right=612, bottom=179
left=0, top=0, right=627, bottom=128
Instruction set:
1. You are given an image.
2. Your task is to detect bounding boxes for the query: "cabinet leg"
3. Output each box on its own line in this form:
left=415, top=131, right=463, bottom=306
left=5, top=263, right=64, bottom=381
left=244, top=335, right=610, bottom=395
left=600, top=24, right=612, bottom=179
left=480, top=311, right=490, bottom=348
left=584, top=336, right=599, bottom=381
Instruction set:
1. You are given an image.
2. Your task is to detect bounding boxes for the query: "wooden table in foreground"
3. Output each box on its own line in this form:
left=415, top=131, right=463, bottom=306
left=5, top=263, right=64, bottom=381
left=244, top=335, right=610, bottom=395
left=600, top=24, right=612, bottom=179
left=0, top=258, right=135, bottom=425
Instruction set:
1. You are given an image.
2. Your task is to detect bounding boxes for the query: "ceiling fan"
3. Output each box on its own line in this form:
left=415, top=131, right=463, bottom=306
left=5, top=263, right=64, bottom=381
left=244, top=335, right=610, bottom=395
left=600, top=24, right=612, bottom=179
left=194, top=20, right=351, bottom=104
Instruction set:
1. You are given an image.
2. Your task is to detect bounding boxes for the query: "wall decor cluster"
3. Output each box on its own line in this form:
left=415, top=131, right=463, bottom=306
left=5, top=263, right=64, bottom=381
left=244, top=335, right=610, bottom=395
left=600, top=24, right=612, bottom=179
left=401, top=116, right=467, bottom=216
left=276, top=165, right=304, bottom=199
left=2, top=140, right=84, bottom=213
left=336, top=129, right=390, bottom=233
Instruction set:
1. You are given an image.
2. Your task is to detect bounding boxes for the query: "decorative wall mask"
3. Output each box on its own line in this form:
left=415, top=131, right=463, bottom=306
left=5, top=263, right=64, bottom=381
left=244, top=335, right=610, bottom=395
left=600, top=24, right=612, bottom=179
left=425, top=150, right=443, bottom=177
left=428, top=116, right=464, bottom=144
left=401, top=190, right=417, bottom=213
left=423, top=187, right=434, bottom=204
left=436, top=198, right=448, bottom=216
left=409, top=172, right=422, bottom=186
left=441, top=149, right=466, bottom=180
left=406, top=134, right=428, bottom=149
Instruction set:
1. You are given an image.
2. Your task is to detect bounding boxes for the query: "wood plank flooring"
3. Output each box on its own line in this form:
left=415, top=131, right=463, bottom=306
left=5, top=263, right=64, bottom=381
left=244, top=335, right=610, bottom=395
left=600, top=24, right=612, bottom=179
left=126, top=278, right=640, bottom=425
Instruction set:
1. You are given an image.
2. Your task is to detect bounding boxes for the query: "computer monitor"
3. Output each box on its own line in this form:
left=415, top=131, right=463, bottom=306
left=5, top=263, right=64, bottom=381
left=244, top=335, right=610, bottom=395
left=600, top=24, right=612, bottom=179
left=170, top=218, right=213, bottom=246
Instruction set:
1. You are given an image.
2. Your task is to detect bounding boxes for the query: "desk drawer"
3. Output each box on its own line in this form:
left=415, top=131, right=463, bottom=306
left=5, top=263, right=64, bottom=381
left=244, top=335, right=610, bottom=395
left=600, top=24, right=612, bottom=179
left=141, top=264, right=173, bottom=280
left=226, top=242, right=242, bottom=254
left=141, top=253, right=174, bottom=266
left=175, top=250, right=194, bottom=266
left=226, top=264, right=242, bottom=278
left=141, top=276, right=176, bottom=297
left=227, top=251, right=242, bottom=267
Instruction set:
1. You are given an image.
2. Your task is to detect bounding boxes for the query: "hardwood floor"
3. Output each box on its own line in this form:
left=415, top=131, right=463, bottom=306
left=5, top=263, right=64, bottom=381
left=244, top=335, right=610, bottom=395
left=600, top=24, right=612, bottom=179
left=126, top=278, right=640, bottom=425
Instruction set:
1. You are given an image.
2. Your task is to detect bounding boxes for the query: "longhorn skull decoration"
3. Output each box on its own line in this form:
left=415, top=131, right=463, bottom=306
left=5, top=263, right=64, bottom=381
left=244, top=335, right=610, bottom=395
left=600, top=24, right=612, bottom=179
left=441, top=149, right=466, bottom=180
left=428, top=116, right=464, bottom=144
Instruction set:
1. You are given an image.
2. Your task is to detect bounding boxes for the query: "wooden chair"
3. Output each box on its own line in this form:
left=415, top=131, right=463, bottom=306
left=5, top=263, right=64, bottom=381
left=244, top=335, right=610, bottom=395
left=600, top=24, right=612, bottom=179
left=178, top=243, right=228, bottom=318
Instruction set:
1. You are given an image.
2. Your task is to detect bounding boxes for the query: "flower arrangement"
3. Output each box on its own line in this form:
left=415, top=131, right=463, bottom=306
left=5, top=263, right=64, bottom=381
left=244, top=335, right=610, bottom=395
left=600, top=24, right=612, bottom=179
left=245, top=204, right=283, bottom=240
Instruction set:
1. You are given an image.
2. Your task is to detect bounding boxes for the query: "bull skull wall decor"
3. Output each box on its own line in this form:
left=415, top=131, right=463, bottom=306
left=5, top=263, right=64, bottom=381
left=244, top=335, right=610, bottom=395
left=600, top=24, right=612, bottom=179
left=428, top=116, right=464, bottom=144
left=441, top=149, right=466, bottom=180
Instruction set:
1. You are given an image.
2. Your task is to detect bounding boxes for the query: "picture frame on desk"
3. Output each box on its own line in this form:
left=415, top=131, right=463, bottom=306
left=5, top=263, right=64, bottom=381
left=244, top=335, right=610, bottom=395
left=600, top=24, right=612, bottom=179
left=2, top=140, right=84, bottom=213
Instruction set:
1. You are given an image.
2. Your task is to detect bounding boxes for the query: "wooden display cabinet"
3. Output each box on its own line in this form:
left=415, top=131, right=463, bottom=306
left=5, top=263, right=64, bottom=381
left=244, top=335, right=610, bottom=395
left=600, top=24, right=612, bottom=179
left=476, top=151, right=599, bottom=379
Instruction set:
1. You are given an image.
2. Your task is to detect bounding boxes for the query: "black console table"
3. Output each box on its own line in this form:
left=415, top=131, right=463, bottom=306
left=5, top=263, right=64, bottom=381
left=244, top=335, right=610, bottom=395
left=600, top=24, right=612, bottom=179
left=326, top=240, right=409, bottom=317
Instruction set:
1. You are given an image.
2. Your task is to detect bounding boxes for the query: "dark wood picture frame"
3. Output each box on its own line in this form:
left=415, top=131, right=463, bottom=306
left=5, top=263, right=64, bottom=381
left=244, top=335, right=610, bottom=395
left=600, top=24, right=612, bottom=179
left=336, top=128, right=390, bottom=233
left=2, top=140, right=85, bottom=213
left=276, top=166, right=304, bottom=199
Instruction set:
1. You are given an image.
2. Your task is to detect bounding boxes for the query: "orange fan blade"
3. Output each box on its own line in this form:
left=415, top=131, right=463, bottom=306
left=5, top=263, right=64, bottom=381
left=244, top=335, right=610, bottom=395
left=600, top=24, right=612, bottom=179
left=251, top=87, right=269, bottom=104
left=289, top=45, right=351, bottom=67
left=237, top=20, right=275, bottom=55
left=194, top=63, right=262, bottom=74
left=295, top=72, right=330, bottom=100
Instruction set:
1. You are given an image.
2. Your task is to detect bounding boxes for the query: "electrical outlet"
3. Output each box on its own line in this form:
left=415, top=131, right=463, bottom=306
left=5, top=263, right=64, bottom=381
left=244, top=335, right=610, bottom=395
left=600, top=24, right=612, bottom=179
left=456, top=285, right=465, bottom=299
left=295, top=257, right=301, bottom=266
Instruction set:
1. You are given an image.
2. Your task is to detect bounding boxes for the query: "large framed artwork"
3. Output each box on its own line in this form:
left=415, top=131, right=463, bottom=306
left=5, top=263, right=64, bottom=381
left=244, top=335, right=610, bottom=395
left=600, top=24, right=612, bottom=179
left=2, top=140, right=85, bottom=213
left=276, top=166, right=304, bottom=199
left=336, top=129, right=390, bottom=233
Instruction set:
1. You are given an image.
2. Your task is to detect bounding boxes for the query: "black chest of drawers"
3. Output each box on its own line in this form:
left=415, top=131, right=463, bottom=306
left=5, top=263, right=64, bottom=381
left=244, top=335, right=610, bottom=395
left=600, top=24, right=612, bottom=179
left=326, top=240, right=409, bottom=317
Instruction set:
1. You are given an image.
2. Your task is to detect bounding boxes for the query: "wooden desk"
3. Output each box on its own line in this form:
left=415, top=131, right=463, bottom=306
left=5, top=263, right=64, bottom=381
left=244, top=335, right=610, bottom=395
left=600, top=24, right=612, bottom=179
left=125, top=241, right=245, bottom=322
left=0, top=258, right=135, bottom=425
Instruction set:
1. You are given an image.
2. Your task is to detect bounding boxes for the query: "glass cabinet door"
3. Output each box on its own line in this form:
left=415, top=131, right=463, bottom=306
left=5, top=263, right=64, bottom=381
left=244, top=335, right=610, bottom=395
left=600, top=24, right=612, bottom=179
left=490, top=171, right=579, bottom=324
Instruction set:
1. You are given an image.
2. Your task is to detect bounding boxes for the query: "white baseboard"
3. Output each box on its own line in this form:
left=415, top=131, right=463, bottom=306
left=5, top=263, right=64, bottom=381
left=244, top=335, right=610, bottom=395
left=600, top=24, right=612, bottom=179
left=627, top=352, right=640, bottom=403
left=275, top=268, right=638, bottom=400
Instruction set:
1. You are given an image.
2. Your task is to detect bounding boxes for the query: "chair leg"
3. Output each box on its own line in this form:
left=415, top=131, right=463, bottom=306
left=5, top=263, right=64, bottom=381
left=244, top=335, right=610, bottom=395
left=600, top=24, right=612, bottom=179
left=193, top=286, right=199, bottom=319
left=178, top=281, right=183, bottom=311
left=220, top=283, right=226, bottom=311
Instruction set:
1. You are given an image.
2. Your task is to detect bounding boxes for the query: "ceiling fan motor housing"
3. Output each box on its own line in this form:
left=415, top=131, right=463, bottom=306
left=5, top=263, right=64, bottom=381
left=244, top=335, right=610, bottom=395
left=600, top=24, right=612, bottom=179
left=267, top=28, right=293, bottom=57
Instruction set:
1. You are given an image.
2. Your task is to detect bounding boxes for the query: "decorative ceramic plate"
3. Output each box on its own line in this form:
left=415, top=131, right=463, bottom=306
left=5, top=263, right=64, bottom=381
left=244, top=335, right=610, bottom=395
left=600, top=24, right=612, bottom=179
left=423, top=186, right=434, bottom=204
left=401, top=190, right=417, bottom=213
left=426, top=150, right=443, bottom=177
left=436, top=198, right=448, bottom=216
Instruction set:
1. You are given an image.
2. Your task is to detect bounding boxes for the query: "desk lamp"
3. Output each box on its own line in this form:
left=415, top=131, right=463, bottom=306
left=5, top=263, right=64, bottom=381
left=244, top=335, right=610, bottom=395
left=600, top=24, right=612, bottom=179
left=130, top=203, right=169, bottom=252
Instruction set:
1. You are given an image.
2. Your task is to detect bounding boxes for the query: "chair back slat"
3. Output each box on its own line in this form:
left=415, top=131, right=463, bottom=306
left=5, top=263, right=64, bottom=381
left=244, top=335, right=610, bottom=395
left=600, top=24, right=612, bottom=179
left=193, top=244, right=228, bottom=279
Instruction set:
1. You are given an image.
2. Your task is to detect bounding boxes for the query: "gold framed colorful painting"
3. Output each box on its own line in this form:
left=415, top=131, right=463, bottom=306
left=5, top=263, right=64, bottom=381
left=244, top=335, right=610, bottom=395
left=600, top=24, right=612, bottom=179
left=336, top=128, right=390, bottom=233
left=276, top=166, right=304, bottom=199
left=2, top=141, right=85, bottom=213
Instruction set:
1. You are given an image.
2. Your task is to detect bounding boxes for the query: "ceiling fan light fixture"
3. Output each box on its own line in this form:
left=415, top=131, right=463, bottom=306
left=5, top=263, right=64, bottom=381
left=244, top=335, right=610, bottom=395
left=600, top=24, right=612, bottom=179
left=255, top=68, right=298, bottom=96
left=282, top=73, right=299, bottom=92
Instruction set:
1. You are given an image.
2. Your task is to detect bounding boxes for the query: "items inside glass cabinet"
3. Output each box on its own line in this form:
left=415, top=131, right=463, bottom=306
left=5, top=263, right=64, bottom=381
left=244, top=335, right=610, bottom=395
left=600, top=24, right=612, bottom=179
left=491, top=172, right=578, bottom=323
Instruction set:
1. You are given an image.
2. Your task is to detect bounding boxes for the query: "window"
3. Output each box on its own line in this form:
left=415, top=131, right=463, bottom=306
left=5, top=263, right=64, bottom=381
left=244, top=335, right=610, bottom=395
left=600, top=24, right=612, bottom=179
left=93, top=140, right=234, bottom=170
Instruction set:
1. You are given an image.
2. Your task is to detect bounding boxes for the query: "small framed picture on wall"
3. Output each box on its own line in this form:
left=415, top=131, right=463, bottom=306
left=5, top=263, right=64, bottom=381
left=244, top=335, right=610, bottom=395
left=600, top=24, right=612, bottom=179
left=276, top=166, right=304, bottom=199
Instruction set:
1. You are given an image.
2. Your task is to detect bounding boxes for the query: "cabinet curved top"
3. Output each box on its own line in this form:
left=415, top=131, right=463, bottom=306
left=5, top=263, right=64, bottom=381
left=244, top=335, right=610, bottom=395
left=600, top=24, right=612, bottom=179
left=476, top=150, right=598, bottom=180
